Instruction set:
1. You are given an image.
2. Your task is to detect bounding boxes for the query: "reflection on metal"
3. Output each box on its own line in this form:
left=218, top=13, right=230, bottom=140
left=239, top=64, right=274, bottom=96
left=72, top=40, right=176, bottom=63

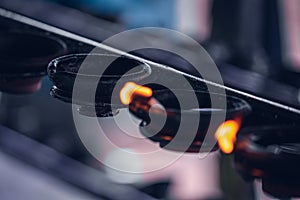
left=47, top=54, right=151, bottom=117
left=0, top=8, right=299, bottom=114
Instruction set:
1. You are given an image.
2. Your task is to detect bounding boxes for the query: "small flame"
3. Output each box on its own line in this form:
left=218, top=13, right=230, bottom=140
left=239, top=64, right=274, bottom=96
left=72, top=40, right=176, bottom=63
left=120, top=82, right=153, bottom=105
left=215, top=120, right=240, bottom=154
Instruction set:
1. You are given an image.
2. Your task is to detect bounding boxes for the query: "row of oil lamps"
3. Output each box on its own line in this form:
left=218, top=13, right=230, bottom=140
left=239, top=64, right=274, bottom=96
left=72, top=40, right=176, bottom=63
left=1, top=30, right=300, bottom=199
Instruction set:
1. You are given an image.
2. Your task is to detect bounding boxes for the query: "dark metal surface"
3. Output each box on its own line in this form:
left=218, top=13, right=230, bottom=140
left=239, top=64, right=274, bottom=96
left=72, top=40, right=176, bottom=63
left=0, top=1, right=300, bottom=199
left=48, top=53, right=151, bottom=117
left=129, top=88, right=251, bottom=152
left=0, top=3, right=299, bottom=114
left=0, top=0, right=298, bottom=108
left=234, top=126, right=300, bottom=198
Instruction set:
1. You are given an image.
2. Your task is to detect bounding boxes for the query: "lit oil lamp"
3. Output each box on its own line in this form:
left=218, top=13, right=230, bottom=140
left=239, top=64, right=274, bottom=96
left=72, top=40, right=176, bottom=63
left=234, top=126, right=300, bottom=198
left=120, top=82, right=251, bottom=153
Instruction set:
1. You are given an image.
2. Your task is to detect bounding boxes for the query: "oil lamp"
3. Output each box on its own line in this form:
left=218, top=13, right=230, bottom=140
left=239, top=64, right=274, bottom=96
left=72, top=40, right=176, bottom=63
left=0, top=31, right=67, bottom=93
left=120, top=83, right=251, bottom=153
left=48, top=54, right=151, bottom=117
left=234, top=126, right=300, bottom=198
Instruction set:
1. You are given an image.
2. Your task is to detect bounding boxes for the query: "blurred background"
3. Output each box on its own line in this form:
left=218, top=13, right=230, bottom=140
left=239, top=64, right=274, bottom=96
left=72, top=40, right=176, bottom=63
left=0, top=0, right=299, bottom=199
left=41, top=0, right=300, bottom=84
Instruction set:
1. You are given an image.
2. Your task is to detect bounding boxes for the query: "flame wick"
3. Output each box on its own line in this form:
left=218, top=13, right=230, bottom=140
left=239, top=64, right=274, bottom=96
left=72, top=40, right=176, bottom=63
left=215, top=119, right=241, bottom=154
left=120, top=82, right=153, bottom=105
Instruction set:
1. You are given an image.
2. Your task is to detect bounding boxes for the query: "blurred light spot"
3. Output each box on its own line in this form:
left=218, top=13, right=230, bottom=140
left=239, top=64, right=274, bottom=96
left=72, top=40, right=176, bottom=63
left=103, top=148, right=142, bottom=184
left=120, top=82, right=152, bottom=105
left=215, top=120, right=240, bottom=154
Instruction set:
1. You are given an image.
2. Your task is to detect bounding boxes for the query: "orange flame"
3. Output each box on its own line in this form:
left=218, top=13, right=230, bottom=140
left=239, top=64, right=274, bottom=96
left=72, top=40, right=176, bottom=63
left=215, top=120, right=240, bottom=154
left=120, top=82, right=153, bottom=105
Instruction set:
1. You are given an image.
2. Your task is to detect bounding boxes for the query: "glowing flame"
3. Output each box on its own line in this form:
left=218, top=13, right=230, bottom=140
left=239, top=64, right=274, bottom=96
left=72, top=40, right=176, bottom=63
left=120, top=82, right=153, bottom=105
left=215, top=120, right=240, bottom=154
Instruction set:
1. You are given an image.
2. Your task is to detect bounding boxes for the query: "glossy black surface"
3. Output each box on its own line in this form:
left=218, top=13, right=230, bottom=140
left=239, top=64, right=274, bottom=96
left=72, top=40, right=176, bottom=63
left=0, top=2, right=300, bottom=199
left=235, top=126, right=300, bottom=198
left=129, top=88, right=251, bottom=152
left=48, top=53, right=151, bottom=117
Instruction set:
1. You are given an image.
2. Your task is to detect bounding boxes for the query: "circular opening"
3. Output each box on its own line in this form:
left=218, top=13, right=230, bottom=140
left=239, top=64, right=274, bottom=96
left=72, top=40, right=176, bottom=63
left=241, top=126, right=300, bottom=147
left=48, top=54, right=151, bottom=81
left=151, top=89, right=251, bottom=115
left=48, top=54, right=152, bottom=111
